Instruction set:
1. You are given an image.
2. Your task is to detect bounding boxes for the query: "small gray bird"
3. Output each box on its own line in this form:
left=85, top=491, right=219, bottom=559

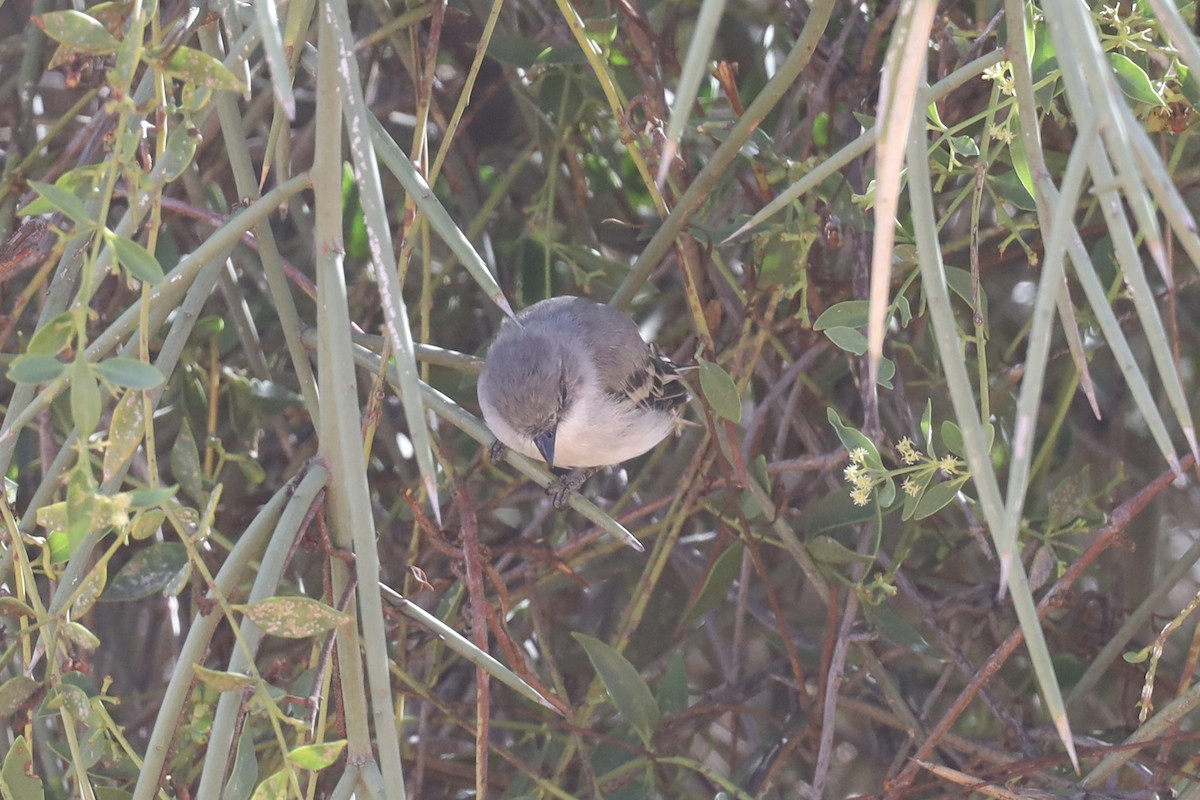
left=477, top=295, right=688, bottom=507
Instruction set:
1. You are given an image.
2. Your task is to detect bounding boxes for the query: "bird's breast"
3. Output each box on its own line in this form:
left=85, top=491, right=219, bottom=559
left=552, top=392, right=677, bottom=469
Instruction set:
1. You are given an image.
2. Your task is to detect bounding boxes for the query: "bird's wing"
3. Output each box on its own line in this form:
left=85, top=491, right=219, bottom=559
left=616, top=351, right=689, bottom=414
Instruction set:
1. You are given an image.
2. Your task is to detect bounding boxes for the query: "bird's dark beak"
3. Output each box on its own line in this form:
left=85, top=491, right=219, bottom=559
left=533, top=427, right=556, bottom=467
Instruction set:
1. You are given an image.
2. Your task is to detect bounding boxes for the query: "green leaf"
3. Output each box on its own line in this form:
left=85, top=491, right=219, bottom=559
left=862, top=603, right=932, bottom=654
left=170, top=419, right=204, bottom=503
left=655, top=652, right=689, bottom=717
left=1109, top=52, right=1165, bottom=106
left=812, top=300, right=868, bottom=330
left=7, top=355, right=66, bottom=384
left=796, top=487, right=882, bottom=533
left=876, top=473, right=897, bottom=506
left=106, top=232, right=164, bottom=285
left=62, top=621, right=100, bottom=652
left=826, top=408, right=883, bottom=469
left=684, top=544, right=743, bottom=624
left=988, top=170, right=1037, bottom=212
left=948, top=134, right=979, bottom=158
left=941, top=420, right=993, bottom=458
left=943, top=267, right=989, bottom=318
left=155, top=124, right=200, bottom=182
left=941, top=421, right=964, bottom=457
left=103, top=389, right=144, bottom=483
left=161, top=46, right=248, bottom=92
left=250, top=771, right=288, bottom=800
left=1048, top=466, right=1091, bottom=529
left=25, top=312, right=76, bottom=357
left=1123, top=647, right=1150, bottom=664
left=911, top=478, right=963, bottom=520
left=70, top=355, right=101, bottom=438
left=95, top=357, right=164, bottom=389
left=894, top=294, right=912, bottom=327
left=193, top=665, right=254, bottom=693
left=128, top=508, right=165, bottom=541
left=0, top=676, right=40, bottom=720
left=875, top=356, right=896, bottom=390
left=128, top=485, right=178, bottom=507
left=35, top=502, right=67, bottom=533
left=900, top=469, right=933, bottom=521
left=488, top=35, right=586, bottom=66
left=573, top=633, right=660, bottom=744
left=0, top=597, right=36, bottom=619
left=46, top=532, right=71, bottom=564
left=697, top=359, right=742, bottom=423
left=102, top=542, right=188, bottom=601
left=823, top=326, right=868, bottom=355
left=71, top=566, right=106, bottom=618
left=1007, top=112, right=1037, bottom=206
left=226, top=726, right=259, bottom=800
left=236, top=458, right=266, bottom=484
left=26, top=180, right=94, bottom=229
left=919, top=400, right=934, bottom=454
left=808, top=535, right=875, bottom=566
left=286, top=740, right=347, bottom=770
left=32, top=11, right=120, bottom=54
left=1, top=736, right=44, bottom=800
left=237, top=596, right=351, bottom=639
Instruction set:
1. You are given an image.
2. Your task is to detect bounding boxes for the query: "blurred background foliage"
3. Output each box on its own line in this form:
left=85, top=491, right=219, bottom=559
left=1, top=0, right=1200, bottom=797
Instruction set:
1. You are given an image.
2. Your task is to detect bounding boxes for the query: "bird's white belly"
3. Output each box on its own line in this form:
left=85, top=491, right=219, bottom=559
left=552, top=394, right=675, bottom=468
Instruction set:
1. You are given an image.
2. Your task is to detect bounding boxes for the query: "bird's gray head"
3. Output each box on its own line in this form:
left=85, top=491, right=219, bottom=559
left=478, top=332, right=580, bottom=467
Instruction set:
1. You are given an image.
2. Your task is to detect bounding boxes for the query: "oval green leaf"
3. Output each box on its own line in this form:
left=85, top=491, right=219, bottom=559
left=826, top=408, right=883, bottom=469
left=572, top=632, right=660, bottom=744
left=193, top=664, right=254, bottom=693
left=162, top=46, right=248, bottom=92
left=70, top=356, right=101, bottom=439
left=170, top=420, right=204, bottom=503
left=62, top=620, right=100, bottom=651
left=698, top=358, right=741, bottom=423
left=911, top=479, right=962, bottom=520
left=32, top=11, right=120, bottom=54
left=0, top=676, right=40, bottom=720
left=27, top=180, right=94, bottom=229
left=70, top=566, right=106, bottom=619
left=1109, top=52, right=1165, bottom=106
left=807, top=535, right=875, bottom=566
left=813, top=300, right=869, bottom=330
left=684, top=544, right=743, bottom=624
left=103, top=542, right=189, bottom=601
left=237, top=596, right=350, bottom=639
left=25, top=312, right=76, bottom=357
left=7, top=355, right=66, bottom=384
left=104, top=389, right=144, bottom=483
left=1, top=735, right=43, bottom=799
left=287, top=740, right=347, bottom=770
left=107, top=233, right=164, bottom=285
left=95, top=357, right=164, bottom=389
left=823, top=326, right=868, bottom=355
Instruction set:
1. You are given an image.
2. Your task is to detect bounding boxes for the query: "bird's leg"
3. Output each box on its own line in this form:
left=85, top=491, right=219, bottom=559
left=488, top=439, right=508, bottom=463
left=550, top=468, right=598, bottom=508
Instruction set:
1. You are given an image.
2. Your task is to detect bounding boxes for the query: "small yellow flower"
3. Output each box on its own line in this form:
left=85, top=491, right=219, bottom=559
left=938, top=456, right=962, bottom=476
left=902, top=476, right=921, bottom=497
left=897, top=436, right=920, bottom=465
left=844, top=463, right=861, bottom=482
left=850, top=447, right=869, bottom=464
left=851, top=486, right=872, bottom=507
